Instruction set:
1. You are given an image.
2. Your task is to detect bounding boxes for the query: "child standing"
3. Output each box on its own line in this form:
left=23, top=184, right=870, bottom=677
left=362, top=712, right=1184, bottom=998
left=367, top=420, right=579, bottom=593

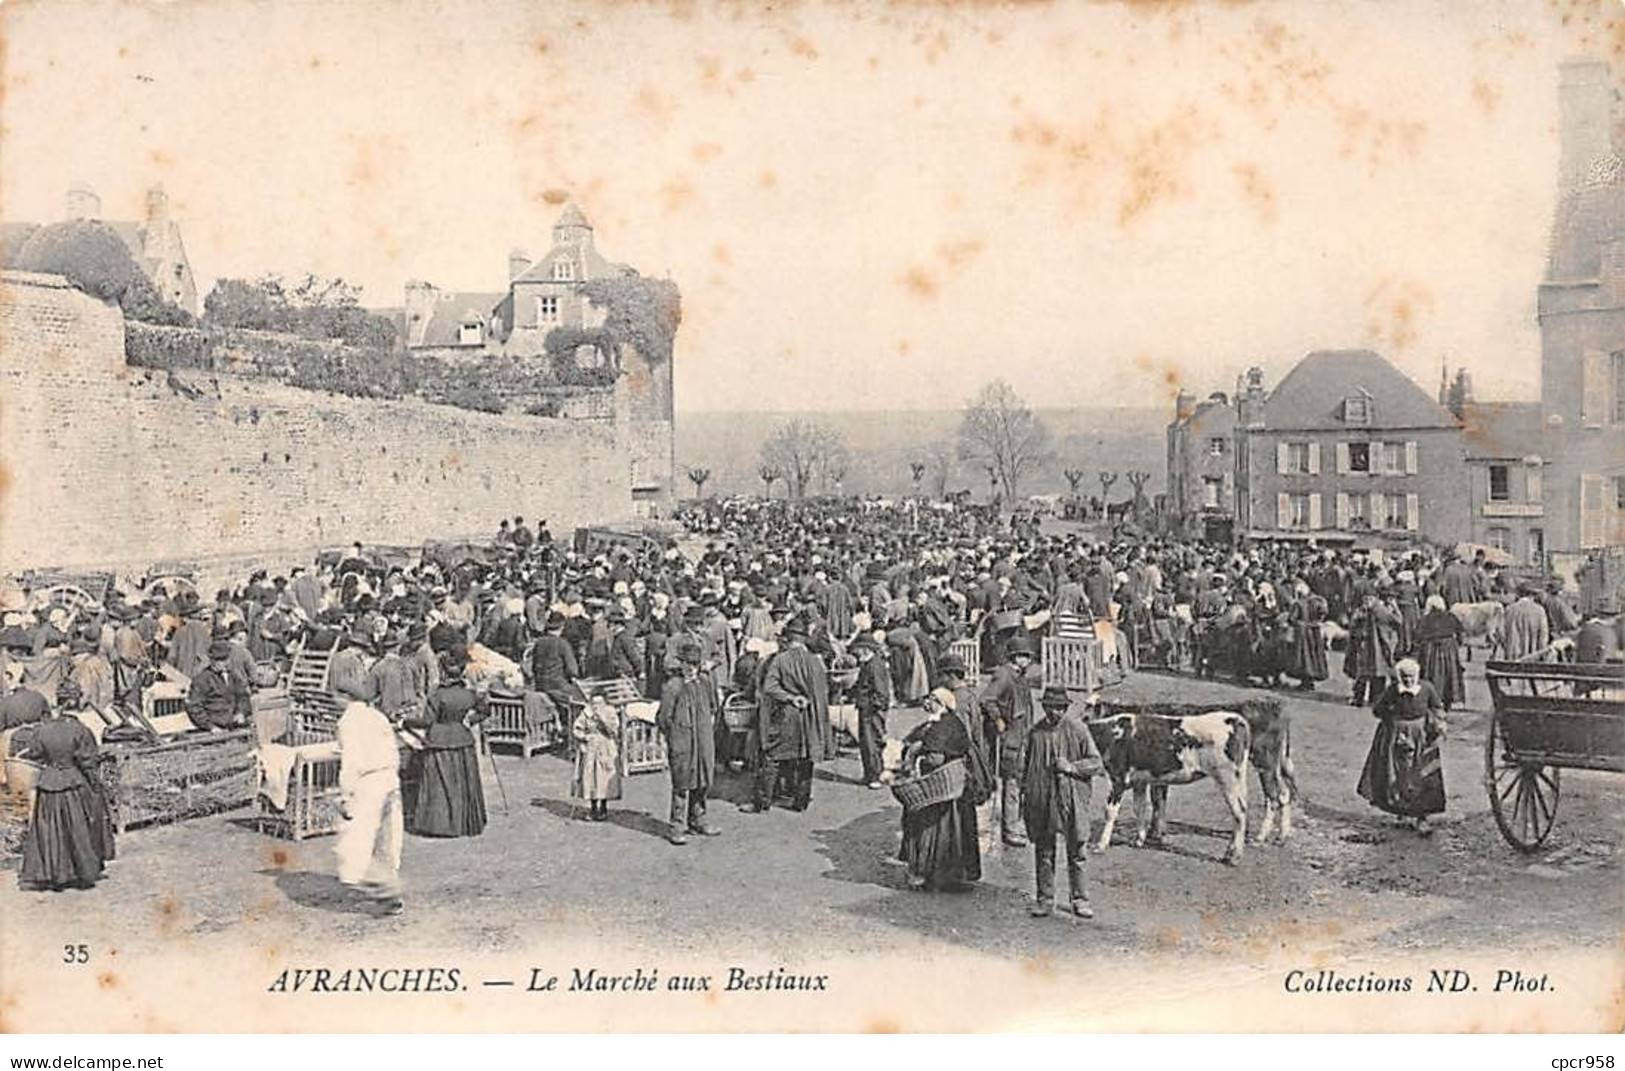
left=571, top=693, right=622, bottom=821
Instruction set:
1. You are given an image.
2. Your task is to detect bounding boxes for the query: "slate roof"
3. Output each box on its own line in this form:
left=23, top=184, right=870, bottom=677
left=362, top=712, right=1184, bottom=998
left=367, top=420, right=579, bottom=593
left=1262, top=349, right=1459, bottom=431
left=414, top=291, right=504, bottom=347
left=1459, top=401, right=1547, bottom=460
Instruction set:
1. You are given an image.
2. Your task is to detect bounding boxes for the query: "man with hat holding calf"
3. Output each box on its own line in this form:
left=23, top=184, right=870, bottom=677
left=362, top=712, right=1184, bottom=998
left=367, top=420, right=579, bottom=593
left=184, top=639, right=250, bottom=730
left=332, top=669, right=404, bottom=915
left=657, top=637, right=720, bottom=844
left=1023, top=686, right=1103, bottom=919
left=849, top=632, right=893, bottom=789
left=979, top=633, right=1038, bottom=847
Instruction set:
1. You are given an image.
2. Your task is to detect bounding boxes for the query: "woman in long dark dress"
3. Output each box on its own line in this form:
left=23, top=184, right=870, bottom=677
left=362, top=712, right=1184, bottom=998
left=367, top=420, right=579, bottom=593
left=1290, top=592, right=1330, bottom=690
left=17, top=680, right=115, bottom=891
left=404, top=649, right=488, bottom=837
left=1413, top=595, right=1466, bottom=712
left=898, top=687, right=983, bottom=891
left=1356, top=658, right=1447, bottom=835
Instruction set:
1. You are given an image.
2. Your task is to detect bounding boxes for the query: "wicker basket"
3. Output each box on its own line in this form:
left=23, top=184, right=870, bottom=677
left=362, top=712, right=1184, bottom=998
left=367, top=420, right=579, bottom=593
left=890, top=758, right=966, bottom=812
left=721, top=696, right=756, bottom=731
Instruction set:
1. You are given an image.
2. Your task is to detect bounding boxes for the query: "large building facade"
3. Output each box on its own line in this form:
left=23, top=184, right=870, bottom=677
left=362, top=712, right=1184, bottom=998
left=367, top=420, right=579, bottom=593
left=1539, top=59, right=1625, bottom=552
left=1166, top=388, right=1238, bottom=541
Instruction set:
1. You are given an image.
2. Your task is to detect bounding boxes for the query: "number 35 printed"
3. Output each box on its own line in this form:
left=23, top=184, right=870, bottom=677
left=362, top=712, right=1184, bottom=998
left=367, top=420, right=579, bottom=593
left=62, top=943, right=90, bottom=964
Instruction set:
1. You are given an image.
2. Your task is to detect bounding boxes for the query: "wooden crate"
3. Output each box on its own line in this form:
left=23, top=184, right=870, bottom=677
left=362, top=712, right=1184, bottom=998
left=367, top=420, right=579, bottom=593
left=579, top=678, right=667, bottom=775
left=255, top=744, right=343, bottom=841
left=99, top=729, right=258, bottom=834
left=948, top=638, right=980, bottom=681
left=287, top=647, right=340, bottom=717
left=482, top=692, right=559, bottom=758
left=1041, top=635, right=1102, bottom=693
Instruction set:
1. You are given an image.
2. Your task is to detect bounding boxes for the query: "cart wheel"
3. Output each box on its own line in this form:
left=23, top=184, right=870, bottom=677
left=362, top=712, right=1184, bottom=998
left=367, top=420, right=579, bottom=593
left=1485, top=711, right=1559, bottom=853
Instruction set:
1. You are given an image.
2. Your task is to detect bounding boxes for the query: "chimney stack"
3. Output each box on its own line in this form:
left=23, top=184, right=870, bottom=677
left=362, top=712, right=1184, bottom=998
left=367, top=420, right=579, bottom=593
left=1175, top=389, right=1196, bottom=422
left=1238, top=366, right=1266, bottom=428
left=1557, top=59, right=1617, bottom=192
left=509, top=247, right=532, bottom=281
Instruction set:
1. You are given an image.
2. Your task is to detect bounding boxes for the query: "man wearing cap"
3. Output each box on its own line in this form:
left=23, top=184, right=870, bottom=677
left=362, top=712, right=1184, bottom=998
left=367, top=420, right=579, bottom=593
left=850, top=633, right=893, bottom=788
left=184, top=639, right=250, bottom=730
left=333, top=672, right=404, bottom=915
left=754, top=615, right=832, bottom=812
left=979, top=634, right=1038, bottom=847
left=657, top=638, right=720, bottom=844
left=530, top=612, right=580, bottom=734
left=607, top=609, right=642, bottom=686
left=1023, top=686, right=1104, bottom=919
left=328, top=630, right=375, bottom=710
left=166, top=598, right=212, bottom=681
left=369, top=628, right=418, bottom=720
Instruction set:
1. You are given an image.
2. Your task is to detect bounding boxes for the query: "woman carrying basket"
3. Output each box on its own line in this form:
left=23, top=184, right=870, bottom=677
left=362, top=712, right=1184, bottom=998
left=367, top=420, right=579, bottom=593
left=897, top=687, right=985, bottom=891
left=16, top=680, right=116, bottom=892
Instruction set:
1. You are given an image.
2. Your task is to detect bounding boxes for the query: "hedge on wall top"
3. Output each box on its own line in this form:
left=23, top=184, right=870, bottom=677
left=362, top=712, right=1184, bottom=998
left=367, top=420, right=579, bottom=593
left=13, top=220, right=194, bottom=327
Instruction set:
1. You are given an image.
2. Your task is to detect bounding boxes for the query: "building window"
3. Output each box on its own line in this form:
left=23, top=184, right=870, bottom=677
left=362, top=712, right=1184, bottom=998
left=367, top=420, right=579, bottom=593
left=459, top=322, right=483, bottom=346
left=1347, top=492, right=1369, bottom=528
left=1616, top=475, right=1625, bottom=510
left=1285, top=443, right=1310, bottom=474
left=1528, top=529, right=1544, bottom=566
left=1486, top=526, right=1512, bottom=553
left=1342, top=395, right=1371, bottom=425
left=1203, top=477, right=1222, bottom=509
left=1285, top=493, right=1311, bottom=530
left=1527, top=467, right=1542, bottom=503
left=1207, top=437, right=1226, bottom=457
left=1489, top=465, right=1510, bottom=502
left=1348, top=441, right=1371, bottom=473
left=536, top=296, right=560, bottom=324
left=553, top=260, right=575, bottom=281
left=1615, top=352, right=1625, bottom=424
left=1378, top=492, right=1408, bottom=530
left=1382, top=442, right=1404, bottom=475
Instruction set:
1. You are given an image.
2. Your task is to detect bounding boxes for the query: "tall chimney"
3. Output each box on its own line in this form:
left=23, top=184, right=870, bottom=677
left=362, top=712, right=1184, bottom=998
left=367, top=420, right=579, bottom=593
left=1558, top=59, right=1616, bottom=192
left=1175, top=389, right=1196, bottom=422
left=64, top=182, right=101, bottom=221
left=509, top=247, right=532, bottom=281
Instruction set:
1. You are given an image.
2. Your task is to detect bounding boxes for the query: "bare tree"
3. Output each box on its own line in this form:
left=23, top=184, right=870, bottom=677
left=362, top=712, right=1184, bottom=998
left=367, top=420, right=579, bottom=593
left=758, top=463, right=783, bottom=499
left=1126, top=470, right=1152, bottom=518
left=1064, top=468, right=1086, bottom=496
left=958, top=379, right=1052, bottom=502
left=1097, top=471, right=1118, bottom=518
left=822, top=446, right=850, bottom=494
left=926, top=441, right=954, bottom=499
left=687, top=466, right=711, bottom=498
left=910, top=460, right=927, bottom=495
left=760, top=418, right=845, bottom=499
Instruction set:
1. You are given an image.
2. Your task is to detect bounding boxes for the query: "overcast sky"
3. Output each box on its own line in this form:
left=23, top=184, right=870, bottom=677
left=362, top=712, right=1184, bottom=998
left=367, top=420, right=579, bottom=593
left=2, top=0, right=1616, bottom=413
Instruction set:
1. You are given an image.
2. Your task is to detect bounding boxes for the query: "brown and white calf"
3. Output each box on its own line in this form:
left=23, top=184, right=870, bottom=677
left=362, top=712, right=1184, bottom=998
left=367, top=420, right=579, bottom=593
left=1085, top=709, right=1252, bottom=865
left=1096, top=697, right=1297, bottom=844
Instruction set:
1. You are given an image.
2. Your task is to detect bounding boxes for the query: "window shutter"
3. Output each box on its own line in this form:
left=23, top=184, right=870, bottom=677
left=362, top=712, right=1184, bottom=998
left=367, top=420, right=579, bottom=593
left=1276, top=492, right=1290, bottom=529
left=1336, top=491, right=1349, bottom=528
left=1276, top=442, right=1289, bottom=474
left=1308, top=493, right=1323, bottom=530
left=1527, top=467, right=1542, bottom=504
left=1336, top=442, right=1350, bottom=475
left=1582, top=351, right=1607, bottom=428
left=1371, top=491, right=1383, bottom=528
left=1405, top=441, right=1418, bottom=475
left=1308, top=442, right=1321, bottom=475
left=1405, top=493, right=1420, bottom=531
left=1581, top=474, right=1607, bottom=548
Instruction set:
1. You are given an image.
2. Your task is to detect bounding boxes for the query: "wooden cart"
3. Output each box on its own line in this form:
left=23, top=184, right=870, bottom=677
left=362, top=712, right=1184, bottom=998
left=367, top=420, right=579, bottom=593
left=99, top=729, right=258, bottom=834
left=482, top=690, right=562, bottom=758
left=1483, top=659, right=1625, bottom=852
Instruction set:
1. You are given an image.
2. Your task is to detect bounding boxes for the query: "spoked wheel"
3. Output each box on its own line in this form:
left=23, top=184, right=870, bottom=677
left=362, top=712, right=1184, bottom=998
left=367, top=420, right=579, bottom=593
left=1485, top=711, right=1560, bottom=852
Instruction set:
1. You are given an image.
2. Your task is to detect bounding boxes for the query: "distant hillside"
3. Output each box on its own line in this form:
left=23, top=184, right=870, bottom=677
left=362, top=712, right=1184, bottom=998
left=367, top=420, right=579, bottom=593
left=674, top=407, right=1169, bottom=500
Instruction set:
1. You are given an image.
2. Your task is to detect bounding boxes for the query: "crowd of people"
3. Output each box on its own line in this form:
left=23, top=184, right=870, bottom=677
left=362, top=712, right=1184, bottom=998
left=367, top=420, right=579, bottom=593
left=1, top=497, right=1620, bottom=916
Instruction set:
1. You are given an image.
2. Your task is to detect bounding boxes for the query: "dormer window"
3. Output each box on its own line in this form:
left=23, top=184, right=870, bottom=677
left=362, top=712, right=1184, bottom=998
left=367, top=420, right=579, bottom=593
left=459, top=321, right=483, bottom=346
left=553, top=260, right=574, bottom=281
left=1342, top=394, right=1372, bottom=425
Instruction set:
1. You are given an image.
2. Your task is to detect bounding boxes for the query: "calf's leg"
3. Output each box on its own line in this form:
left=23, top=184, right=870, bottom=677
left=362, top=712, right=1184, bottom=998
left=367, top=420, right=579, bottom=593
left=1096, top=785, right=1125, bottom=853
left=1212, top=763, right=1249, bottom=865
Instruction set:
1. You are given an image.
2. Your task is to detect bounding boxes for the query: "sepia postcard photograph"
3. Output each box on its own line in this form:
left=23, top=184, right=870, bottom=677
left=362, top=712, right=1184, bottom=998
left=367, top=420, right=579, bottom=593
left=0, top=0, right=1622, bottom=1037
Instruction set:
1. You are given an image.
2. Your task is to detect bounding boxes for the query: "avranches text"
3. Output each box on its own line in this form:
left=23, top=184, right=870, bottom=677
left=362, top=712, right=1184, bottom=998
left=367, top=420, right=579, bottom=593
left=266, top=966, right=830, bottom=993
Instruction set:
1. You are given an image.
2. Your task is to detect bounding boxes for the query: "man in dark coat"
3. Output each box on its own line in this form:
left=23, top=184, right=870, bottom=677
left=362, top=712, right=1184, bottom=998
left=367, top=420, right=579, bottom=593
left=849, top=633, right=892, bottom=788
left=530, top=612, right=579, bottom=731
left=657, top=638, right=719, bottom=844
left=753, top=617, right=831, bottom=812
left=185, top=640, right=250, bottom=730
left=979, top=634, right=1037, bottom=846
left=607, top=609, right=642, bottom=686
left=1022, top=686, right=1103, bottom=919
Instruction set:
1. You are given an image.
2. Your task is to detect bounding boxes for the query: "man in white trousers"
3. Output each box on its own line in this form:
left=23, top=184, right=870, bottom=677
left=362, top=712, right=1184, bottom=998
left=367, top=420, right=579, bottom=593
left=333, top=677, right=404, bottom=915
